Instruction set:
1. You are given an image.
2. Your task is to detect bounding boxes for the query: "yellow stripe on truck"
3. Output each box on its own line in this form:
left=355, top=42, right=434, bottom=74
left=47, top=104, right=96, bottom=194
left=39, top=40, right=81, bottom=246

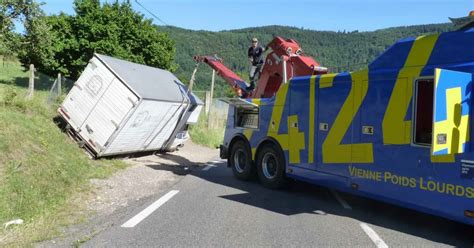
left=266, top=82, right=305, bottom=164
left=322, top=69, right=374, bottom=164
left=308, top=76, right=316, bottom=163
left=382, top=34, right=439, bottom=145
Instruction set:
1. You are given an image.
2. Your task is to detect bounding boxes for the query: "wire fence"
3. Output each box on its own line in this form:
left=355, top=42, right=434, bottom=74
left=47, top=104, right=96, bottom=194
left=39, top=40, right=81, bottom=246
left=193, top=90, right=229, bottom=130
left=47, top=74, right=75, bottom=105
left=193, top=90, right=229, bottom=113
left=0, top=59, right=75, bottom=106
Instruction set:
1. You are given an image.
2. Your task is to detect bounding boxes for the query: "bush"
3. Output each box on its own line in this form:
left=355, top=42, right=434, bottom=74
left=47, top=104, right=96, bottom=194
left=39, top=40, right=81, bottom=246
left=3, top=86, right=18, bottom=106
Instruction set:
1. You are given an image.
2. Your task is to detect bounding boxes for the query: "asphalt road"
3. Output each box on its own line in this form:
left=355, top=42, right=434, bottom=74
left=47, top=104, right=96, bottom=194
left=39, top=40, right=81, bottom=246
left=84, top=160, right=474, bottom=247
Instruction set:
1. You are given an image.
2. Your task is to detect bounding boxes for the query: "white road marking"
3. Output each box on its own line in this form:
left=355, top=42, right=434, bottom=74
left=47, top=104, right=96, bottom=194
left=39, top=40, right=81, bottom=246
left=202, top=164, right=216, bottom=171
left=121, top=190, right=179, bottom=228
left=360, top=223, right=389, bottom=248
left=330, top=189, right=352, bottom=209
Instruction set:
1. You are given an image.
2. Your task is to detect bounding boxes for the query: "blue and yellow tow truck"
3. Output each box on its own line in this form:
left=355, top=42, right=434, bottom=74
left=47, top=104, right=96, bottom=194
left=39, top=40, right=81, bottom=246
left=217, top=12, right=474, bottom=225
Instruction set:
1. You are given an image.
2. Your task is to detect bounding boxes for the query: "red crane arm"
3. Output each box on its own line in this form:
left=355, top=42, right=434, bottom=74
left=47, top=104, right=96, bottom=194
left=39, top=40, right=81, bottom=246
left=194, top=36, right=327, bottom=99
left=193, top=55, right=250, bottom=97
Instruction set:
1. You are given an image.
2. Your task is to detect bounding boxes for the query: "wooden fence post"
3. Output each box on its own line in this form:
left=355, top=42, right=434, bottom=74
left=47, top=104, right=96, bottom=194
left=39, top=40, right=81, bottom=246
left=207, top=69, right=216, bottom=129
left=57, top=73, right=62, bottom=96
left=205, top=91, right=211, bottom=115
left=209, top=69, right=215, bottom=106
left=26, top=64, right=35, bottom=99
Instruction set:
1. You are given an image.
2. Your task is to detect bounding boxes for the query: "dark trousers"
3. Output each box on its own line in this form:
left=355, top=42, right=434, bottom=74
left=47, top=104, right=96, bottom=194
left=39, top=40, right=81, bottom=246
left=248, top=64, right=262, bottom=90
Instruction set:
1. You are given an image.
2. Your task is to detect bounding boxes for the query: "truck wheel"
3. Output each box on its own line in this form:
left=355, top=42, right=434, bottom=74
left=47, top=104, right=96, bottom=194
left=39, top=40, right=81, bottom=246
left=256, top=143, right=287, bottom=189
left=229, top=140, right=255, bottom=181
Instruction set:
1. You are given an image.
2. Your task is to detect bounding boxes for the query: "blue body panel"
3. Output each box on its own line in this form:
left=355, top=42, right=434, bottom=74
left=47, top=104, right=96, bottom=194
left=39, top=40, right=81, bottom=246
left=222, top=28, right=474, bottom=225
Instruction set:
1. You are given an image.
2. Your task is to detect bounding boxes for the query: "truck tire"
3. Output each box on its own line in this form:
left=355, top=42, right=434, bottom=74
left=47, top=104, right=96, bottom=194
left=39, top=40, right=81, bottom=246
left=256, top=143, right=287, bottom=189
left=229, top=140, right=255, bottom=181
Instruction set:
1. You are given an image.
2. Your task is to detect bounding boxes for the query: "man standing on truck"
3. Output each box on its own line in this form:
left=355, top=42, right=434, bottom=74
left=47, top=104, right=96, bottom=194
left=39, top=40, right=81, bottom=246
left=247, top=37, right=264, bottom=91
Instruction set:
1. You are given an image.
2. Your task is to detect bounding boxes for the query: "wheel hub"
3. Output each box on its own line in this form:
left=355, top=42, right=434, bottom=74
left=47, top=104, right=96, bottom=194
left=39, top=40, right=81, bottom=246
left=233, top=149, right=246, bottom=173
left=262, top=153, right=278, bottom=179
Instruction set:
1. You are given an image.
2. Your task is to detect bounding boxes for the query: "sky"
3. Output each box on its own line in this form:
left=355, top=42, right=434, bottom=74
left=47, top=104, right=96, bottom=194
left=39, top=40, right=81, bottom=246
left=39, top=0, right=474, bottom=32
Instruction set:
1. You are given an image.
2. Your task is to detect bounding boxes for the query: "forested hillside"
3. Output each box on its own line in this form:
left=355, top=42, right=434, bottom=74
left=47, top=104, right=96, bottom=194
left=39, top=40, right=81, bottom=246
left=161, top=23, right=452, bottom=96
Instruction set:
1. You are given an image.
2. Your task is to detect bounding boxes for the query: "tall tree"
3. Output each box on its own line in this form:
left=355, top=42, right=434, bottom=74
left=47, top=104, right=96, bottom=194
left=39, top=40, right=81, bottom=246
left=20, top=0, right=177, bottom=79
left=18, top=2, right=55, bottom=72
left=0, top=0, right=43, bottom=60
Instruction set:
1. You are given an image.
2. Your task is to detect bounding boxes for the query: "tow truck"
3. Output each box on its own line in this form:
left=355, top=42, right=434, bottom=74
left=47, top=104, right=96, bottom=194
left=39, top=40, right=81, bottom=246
left=198, top=12, right=474, bottom=226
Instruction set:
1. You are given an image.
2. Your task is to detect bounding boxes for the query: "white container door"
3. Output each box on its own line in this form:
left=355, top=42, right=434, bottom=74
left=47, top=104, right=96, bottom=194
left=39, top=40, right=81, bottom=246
left=78, top=78, right=138, bottom=151
left=61, top=58, right=115, bottom=130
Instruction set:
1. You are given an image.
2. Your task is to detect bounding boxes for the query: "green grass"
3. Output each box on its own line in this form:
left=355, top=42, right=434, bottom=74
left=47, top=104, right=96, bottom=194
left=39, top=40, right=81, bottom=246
left=189, top=112, right=225, bottom=149
left=0, top=62, right=127, bottom=247
left=0, top=60, right=29, bottom=85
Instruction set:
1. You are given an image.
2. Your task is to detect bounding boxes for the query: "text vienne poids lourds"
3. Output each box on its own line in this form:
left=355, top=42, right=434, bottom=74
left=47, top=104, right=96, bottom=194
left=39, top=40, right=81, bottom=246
left=348, top=166, right=474, bottom=199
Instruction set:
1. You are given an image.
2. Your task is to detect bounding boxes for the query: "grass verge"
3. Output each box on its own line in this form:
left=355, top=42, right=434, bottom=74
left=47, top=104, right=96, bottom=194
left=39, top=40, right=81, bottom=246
left=189, top=112, right=225, bottom=149
left=0, top=65, right=126, bottom=246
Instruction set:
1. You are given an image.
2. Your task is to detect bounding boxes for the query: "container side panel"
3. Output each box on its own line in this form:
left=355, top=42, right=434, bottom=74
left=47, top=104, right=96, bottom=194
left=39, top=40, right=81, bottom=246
left=61, top=58, right=116, bottom=130
left=105, top=100, right=182, bottom=154
left=147, top=103, right=186, bottom=150
left=78, top=78, right=138, bottom=150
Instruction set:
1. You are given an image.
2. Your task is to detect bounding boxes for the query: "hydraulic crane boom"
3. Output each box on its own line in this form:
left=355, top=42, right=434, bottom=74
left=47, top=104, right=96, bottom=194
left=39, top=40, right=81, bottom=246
left=194, top=36, right=328, bottom=98
left=193, top=55, right=251, bottom=98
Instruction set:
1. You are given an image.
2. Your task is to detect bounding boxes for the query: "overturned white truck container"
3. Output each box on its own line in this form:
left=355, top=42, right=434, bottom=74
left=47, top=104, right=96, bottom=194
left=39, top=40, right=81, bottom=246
left=58, top=54, right=203, bottom=158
